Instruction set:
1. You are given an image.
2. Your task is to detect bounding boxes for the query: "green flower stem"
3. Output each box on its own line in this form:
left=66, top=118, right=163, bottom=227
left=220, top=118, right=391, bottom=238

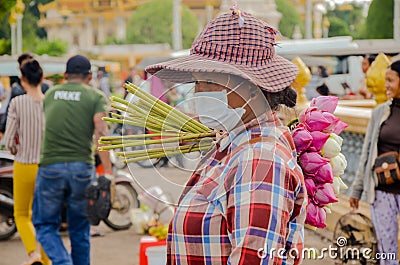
left=112, top=95, right=194, bottom=133
left=123, top=145, right=209, bottom=163
left=125, top=83, right=209, bottom=133
left=102, top=117, right=162, bottom=133
left=119, top=143, right=211, bottom=158
left=98, top=131, right=216, bottom=151
left=100, top=132, right=180, bottom=141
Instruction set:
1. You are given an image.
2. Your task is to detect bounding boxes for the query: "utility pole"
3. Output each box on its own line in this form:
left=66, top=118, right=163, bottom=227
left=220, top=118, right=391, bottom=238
left=9, top=9, right=17, bottom=56
left=172, top=0, right=182, bottom=51
left=15, top=0, right=25, bottom=55
left=395, top=0, right=400, bottom=40
left=305, top=0, right=312, bottom=39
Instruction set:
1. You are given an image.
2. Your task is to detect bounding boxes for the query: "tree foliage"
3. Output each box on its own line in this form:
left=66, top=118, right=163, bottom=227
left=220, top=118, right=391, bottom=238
left=35, top=39, right=67, bottom=56
left=126, top=0, right=199, bottom=49
left=275, top=0, right=304, bottom=38
left=326, top=2, right=365, bottom=38
left=0, top=1, right=16, bottom=19
left=358, top=0, right=393, bottom=39
left=327, top=16, right=352, bottom=37
left=0, top=0, right=56, bottom=55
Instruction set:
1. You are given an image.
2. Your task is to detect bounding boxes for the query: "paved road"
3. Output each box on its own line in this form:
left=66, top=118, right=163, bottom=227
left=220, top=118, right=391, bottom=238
left=0, top=224, right=335, bottom=265
left=0, top=162, right=336, bottom=265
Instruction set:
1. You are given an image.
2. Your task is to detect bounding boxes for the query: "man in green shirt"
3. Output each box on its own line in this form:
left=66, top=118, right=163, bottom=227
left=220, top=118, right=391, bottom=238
left=33, top=55, right=112, bottom=265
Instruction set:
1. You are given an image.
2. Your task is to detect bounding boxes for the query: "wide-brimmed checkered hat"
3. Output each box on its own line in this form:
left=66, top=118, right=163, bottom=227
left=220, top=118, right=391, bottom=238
left=146, top=11, right=298, bottom=92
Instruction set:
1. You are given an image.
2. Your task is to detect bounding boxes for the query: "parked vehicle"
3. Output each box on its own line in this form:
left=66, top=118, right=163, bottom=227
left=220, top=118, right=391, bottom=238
left=0, top=151, right=16, bottom=240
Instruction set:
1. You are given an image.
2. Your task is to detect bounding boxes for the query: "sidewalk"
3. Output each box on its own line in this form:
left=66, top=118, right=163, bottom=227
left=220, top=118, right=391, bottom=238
left=0, top=223, right=334, bottom=265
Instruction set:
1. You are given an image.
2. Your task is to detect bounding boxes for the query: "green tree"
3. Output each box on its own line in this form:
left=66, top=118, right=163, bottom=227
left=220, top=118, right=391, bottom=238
left=0, top=39, right=11, bottom=55
left=327, top=17, right=352, bottom=37
left=35, top=39, right=67, bottom=56
left=358, top=0, right=393, bottom=39
left=0, top=0, right=56, bottom=55
left=0, top=1, right=16, bottom=19
left=126, top=0, right=199, bottom=49
left=275, top=0, right=304, bottom=38
left=326, top=2, right=365, bottom=38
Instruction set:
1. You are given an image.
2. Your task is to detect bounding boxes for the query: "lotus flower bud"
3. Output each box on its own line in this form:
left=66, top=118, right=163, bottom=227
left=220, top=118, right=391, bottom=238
left=314, top=183, right=338, bottom=205
left=332, top=176, right=348, bottom=194
left=330, top=153, right=347, bottom=176
left=321, top=112, right=340, bottom=133
left=338, top=153, right=347, bottom=168
left=321, top=137, right=341, bottom=158
left=292, top=124, right=313, bottom=153
left=332, top=176, right=341, bottom=194
left=333, top=120, right=348, bottom=135
left=299, top=152, right=330, bottom=175
left=305, top=178, right=318, bottom=197
left=313, top=162, right=334, bottom=183
left=310, top=96, right=339, bottom=114
left=309, top=131, right=330, bottom=152
left=299, top=107, right=331, bottom=132
left=329, top=133, right=343, bottom=146
left=306, top=202, right=326, bottom=228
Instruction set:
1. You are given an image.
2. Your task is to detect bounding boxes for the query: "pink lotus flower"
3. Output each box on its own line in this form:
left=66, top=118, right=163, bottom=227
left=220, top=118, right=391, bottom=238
left=292, top=124, right=313, bottom=153
left=310, top=96, right=339, bottom=114
left=299, top=107, right=331, bottom=132
left=333, top=120, right=348, bottom=135
left=299, top=152, right=329, bottom=175
left=313, top=163, right=334, bottom=184
left=314, top=183, right=338, bottom=206
left=306, top=202, right=327, bottom=228
left=308, top=131, right=330, bottom=152
left=305, top=178, right=318, bottom=197
left=321, top=112, right=341, bottom=133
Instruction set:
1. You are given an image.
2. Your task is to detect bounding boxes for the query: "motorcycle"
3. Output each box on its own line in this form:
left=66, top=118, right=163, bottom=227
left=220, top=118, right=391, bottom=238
left=0, top=151, right=16, bottom=240
left=0, top=151, right=140, bottom=240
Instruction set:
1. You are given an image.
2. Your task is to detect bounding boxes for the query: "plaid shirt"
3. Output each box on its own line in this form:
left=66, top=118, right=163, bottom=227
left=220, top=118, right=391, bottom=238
left=167, top=113, right=307, bottom=265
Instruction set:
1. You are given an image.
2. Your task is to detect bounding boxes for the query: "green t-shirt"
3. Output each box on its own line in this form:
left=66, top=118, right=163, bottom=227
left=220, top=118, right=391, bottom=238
left=40, top=82, right=108, bottom=166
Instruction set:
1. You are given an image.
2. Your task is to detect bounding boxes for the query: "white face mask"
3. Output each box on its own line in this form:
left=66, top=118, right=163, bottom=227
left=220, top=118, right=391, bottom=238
left=193, top=90, right=248, bottom=131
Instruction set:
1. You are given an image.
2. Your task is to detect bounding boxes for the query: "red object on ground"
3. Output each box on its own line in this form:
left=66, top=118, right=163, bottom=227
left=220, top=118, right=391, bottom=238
left=139, top=236, right=167, bottom=265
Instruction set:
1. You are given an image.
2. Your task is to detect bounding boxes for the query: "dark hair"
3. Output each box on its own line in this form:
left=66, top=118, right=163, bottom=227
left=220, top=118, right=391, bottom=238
left=262, top=86, right=297, bottom=111
left=316, top=83, right=330, bottom=96
left=365, top=55, right=376, bottom=66
left=390, top=60, right=400, bottom=77
left=20, top=59, right=43, bottom=87
left=318, top=66, right=329, bottom=78
left=17, top=52, right=34, bottom=66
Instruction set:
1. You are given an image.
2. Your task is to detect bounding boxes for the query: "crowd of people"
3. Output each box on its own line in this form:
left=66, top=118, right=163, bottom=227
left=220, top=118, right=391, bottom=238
left=1, top=53, right=112, bottom=265
left=1, top=8, right=400, bottom=265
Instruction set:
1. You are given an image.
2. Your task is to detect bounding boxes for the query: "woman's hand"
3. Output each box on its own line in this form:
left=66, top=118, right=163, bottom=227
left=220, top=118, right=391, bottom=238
left=349, top=197, right=359, bottom=210
left=9, top=146, right=17, bottom=155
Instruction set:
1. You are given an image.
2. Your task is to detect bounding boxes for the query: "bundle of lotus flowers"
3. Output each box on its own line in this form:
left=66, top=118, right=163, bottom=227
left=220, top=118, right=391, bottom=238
left=290, top=96, right=349, bottom=229
left=98, top=82, right=216, bottom=163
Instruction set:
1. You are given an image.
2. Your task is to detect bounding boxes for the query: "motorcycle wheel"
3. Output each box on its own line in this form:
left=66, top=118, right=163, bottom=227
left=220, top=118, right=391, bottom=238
left=103, top=182, right=139, bottom=231
left=0, top=189, right=17, bottom=240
